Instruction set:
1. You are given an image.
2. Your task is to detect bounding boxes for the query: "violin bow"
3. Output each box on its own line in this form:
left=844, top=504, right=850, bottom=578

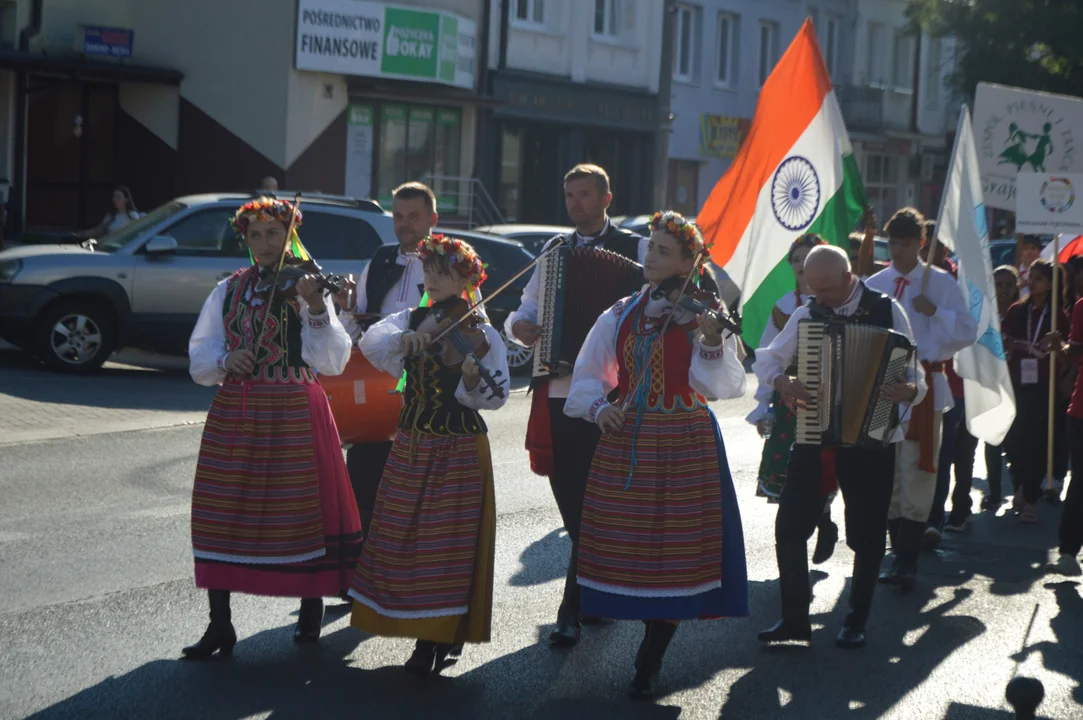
left=249, top=192, right=303, bottom=365
left=619, top=249, right=709, bottom=413
left=426, top=234, right=574, bottom=349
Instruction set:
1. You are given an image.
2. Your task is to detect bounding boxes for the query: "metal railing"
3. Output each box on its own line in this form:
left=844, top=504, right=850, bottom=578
left=420, top=175, right=506, bottom=229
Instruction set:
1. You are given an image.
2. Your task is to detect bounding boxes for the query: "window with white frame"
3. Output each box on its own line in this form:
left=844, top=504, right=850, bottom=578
left=758, top=20, right=780, bottom=88
left=716, top=12, right=737, bottom=87
left=821, top=15, right=838, bottom=77
left=594, top=0, right=623, bottom=38
left=925, top=37, right=942, bottom=108
left=862, top=150, right=898, bottom=223
left=513, top=0, right=545, bottom=26
left=866, top=22, right=885, bottom=85
left=674, top=4, right=696, bottom=82
left=892, top=29, right=915, bottom=91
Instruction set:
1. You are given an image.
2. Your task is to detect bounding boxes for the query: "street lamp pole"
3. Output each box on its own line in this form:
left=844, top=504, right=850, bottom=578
left=653, top=0, right=678, bottom=210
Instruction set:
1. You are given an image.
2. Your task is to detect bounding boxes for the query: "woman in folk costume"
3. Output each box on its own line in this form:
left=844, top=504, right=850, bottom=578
left=565, top=211, right=748, bottom=702
left=349, top=234, right=508, bottom=675
left=184, top=197, right=362, bottom=659
left=746, top=233, right=839, bottom=564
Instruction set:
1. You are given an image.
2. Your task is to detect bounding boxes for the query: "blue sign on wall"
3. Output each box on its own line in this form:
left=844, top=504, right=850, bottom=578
left=83, top=26, right=134, bottom=59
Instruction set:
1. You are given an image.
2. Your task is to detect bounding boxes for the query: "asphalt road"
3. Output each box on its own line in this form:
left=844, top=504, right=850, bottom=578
left=0, top=366, right=1080, bottom=719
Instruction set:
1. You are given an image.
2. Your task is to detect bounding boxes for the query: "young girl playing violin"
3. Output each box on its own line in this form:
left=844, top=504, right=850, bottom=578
left=564, top=211, right=749, bottom=701
left=185, top=197, right=362, bottom=659
left=349, top=234, right=509, bottom=675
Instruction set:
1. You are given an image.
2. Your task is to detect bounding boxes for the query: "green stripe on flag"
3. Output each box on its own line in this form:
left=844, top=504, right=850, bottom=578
left=742, top=154, right=867, bottom=349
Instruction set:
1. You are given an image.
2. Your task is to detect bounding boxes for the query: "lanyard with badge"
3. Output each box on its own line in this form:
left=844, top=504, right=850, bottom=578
left=1021, top=305, right=1048, bottom=385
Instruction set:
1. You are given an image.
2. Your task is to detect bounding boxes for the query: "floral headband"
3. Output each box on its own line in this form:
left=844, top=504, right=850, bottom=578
left=649, top=210, right=708, bottom=255
left=788, top=233, right=826, bottom=261
left=417, top=234, right=487, bottom=288
left=230, top=197, right=302, bottom=237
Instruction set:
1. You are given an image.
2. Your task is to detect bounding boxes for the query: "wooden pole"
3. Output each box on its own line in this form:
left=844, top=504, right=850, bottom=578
left=919, top=229, right=941, bottom=294
left=1047, top=235, right=1059, bottom=489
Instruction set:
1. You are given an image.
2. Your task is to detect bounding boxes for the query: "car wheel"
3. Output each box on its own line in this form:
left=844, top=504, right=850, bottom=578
left=33, top=300, right=117, bottom=372
left=501, top=327, right=534, bottom=376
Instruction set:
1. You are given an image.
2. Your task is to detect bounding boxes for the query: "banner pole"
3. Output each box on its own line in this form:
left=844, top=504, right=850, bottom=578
left=1047, top=235, right=1059, bottom=490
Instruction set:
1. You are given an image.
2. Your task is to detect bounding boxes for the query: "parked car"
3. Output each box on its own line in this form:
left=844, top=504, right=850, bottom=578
left=0, top=192, right=396, bottom=371
left=472, top=223, right=571, bottom=256
left=435, top=227, right=537, bottom=375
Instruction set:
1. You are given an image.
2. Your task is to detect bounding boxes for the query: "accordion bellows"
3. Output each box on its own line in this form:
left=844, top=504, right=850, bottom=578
left=795, top=320, right=915, bottom=447
left=533, top=245, right=644, bottom=378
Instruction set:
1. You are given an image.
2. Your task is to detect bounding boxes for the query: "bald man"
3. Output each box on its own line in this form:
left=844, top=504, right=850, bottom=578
left=262, top=176, right=279, bottom=191
left=753, top=245, right=927, bottom=649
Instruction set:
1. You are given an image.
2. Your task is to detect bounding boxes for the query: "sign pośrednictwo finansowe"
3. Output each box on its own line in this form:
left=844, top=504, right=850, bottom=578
left=295, top=0, right=476, bottom=90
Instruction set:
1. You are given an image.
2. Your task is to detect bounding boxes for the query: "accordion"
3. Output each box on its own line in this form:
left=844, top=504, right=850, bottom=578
left=794, top=320, right=915, bottom=447
left=533, top=244, right=643, bottom=377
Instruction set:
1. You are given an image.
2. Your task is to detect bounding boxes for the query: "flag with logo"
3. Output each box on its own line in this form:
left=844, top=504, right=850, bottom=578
left=936, top=105, right=1016, bottom=445
left=698, top=19, right=866, bottom=347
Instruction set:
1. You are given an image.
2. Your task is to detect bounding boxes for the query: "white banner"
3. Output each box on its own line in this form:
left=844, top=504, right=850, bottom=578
left=973, top=83, right=1083, bottom=210
left=937, top=106, right=1016, bottom=445
left=1016, top=172, right=1083, bottom=235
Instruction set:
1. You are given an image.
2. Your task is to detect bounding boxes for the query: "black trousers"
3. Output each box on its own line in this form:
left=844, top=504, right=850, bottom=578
left=777, top=444, right=896, bottom=557
left=1007, top=386, right=1057, bottom=504
left=985, top=441, right=1007, bottom=502
left=1059, top=417, right=1083, bottom=556
left=547, top=396, right=602, bottom=619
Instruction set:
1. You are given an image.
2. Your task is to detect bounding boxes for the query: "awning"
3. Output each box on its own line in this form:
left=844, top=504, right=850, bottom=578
left=0, top=49, right=183, bottom=85
left=345, top=77, right=501, bottom=108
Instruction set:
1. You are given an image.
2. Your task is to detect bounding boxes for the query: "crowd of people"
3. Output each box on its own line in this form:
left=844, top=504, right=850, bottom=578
left=176, top=164, right=1082, bottom=705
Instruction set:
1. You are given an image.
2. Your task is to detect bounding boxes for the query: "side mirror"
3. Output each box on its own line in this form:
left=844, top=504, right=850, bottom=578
left=145, top=236, right=178, bottom=255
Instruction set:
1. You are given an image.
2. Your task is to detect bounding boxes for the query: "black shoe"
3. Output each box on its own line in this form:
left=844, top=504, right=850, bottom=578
left=812, top=519, right=838, bottom=565
left=628, top=621, right=678, bottom=702
left=981, top=495, right=1001, bottom=511
left=894, top=520, right=924, bottom=594
left=293, top=598, right=324, bottom=643
left=548, top=617, right=581, bottom=647
left=433, top=643, right=461, bottom=673
left=182, top=590, right=236, bottom=660
left=581, top=615, right=609, bottom=626
left=835, top=626, right=866, bottom=649
left=405, top=640, right=437, bottom=676
left=895, top=566, right=916, bottom=593
left=879, top=555, right=900, bottom=584
left=757, top=619, right=812, bottom=643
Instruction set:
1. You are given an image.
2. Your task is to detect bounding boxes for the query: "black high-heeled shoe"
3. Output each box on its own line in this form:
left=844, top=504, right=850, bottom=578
left=294, top=598, right=324, bottom=644
left=405, top=640, right=437, bottom=676
left=182, top=590, right=237, bottom=660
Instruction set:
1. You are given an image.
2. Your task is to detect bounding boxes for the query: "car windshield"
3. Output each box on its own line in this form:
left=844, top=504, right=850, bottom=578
left=98, top=202, right=188, bottom=252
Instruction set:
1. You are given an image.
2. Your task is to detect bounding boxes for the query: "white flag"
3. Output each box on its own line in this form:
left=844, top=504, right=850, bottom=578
left=936, top=105, right=1016, bottom=445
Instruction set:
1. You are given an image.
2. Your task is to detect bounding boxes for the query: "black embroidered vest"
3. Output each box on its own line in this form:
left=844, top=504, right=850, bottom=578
left=222, top=266, right=313, bottom=383
left=807, top=282, right=894, bottom=329
left=397, top=307, right=487, bottom=435
left=365, top=244, right=408, bottom=314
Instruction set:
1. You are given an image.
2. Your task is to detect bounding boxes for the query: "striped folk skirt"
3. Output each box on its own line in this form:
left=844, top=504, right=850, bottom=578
left=191, top=379, right=363, bottom=597
left=577, top=405, right=748, bottom=620
left=349, top=430, right=496, bottom=645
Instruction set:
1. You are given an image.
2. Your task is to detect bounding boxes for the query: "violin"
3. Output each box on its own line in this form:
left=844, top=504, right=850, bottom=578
left=414, top=297, right=507, bottom=400
left=254, top=257, right=348, bottom=298
left=650, top=275, right=743, bottom=337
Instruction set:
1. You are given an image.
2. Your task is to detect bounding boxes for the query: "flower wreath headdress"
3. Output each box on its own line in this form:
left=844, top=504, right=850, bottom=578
left=649, top=210, right=710, bottom=256
left=417, top=234, right=488, bottom=303
left=231, top=197, right=310, bottom=263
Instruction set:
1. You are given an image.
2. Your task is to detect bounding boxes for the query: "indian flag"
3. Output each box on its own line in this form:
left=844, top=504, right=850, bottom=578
left=699, top=20, right=866, bottom=348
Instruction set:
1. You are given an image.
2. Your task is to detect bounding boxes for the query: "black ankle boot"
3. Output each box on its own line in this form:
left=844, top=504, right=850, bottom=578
left=894, top=520, right=925, bottom=593
left=837, top=552, right=878, bottom=649
left=294, top=598, right=324, bottom=643
left=433, top=642, right=462, bottom=673
left=812, top=513, right=838, bottom=565
left=182, top=590, right=237, bottom=660
left=879, top=519, right=903, bottom=584
left=549, top=543, right=582, bottom=647
left=629, top=621, right=678, bottom=702
left=405, top=639, right=437, bottom=676
left=759, top=542, right=812, bottom=643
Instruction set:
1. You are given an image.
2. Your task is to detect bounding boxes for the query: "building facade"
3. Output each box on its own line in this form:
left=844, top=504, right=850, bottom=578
left=479, top=0, right=666, bottom=223
left=666, top=0, right=960, bottom=221
left=0, top=0, right=489, bottom=234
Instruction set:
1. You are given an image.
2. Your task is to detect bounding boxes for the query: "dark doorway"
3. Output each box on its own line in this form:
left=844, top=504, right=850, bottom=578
left=25, top=79, right=118, bottom=229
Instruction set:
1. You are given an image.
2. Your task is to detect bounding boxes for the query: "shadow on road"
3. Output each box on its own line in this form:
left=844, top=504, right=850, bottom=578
left=510, top=528, right=570, bottom=587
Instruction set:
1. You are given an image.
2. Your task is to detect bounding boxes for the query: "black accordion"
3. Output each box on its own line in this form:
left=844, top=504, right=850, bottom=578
left=794, top=320, right=915, bottom=447
left=533, top=244, right=643, bottom=377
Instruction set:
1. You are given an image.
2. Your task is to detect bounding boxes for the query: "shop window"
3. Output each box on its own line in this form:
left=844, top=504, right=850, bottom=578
left=376, top=104, right=461, bottom=213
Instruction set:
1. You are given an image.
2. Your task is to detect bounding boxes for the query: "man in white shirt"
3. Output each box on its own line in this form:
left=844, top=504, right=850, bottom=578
left=505, top=164, right=641, bottom=647
left=865, top=208, right=978, bottom=591
left=755, top=245, right=925, bottom=649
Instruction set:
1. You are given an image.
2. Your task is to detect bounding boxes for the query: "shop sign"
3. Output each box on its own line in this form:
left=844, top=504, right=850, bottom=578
left=699, top=115, right=749, bottom=159
left=974, top=82, right=1083, bottom=210
left=296, top=0, right=476, bottom=90
left=79, top=26, right=134, bottom=59
left=492, top=74, right=657, bottom=131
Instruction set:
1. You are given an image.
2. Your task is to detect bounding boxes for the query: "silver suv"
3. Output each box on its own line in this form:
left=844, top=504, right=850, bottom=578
left=0, top=192, right=396, bottom=371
